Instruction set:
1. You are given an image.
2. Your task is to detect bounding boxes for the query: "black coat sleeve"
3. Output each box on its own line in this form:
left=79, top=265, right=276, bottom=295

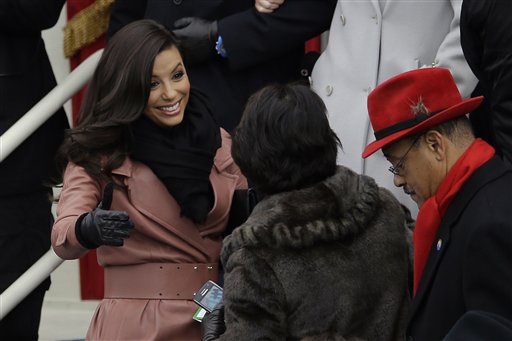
left=218, top=0, right=336, bottom=71
left=464, top=220, right=512, bottom=321
left=0, top=0, right=65, bottom=32
left=106, top=0, right=148, bottom=40
left=461, top=0, right=512, bottom=162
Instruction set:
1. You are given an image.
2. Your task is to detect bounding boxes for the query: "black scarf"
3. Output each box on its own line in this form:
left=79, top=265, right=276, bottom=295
left=131, top=89, right=221, bottom=224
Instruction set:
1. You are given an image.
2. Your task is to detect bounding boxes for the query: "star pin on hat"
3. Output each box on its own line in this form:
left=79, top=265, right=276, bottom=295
left=362, top=68, right=483, bottom=158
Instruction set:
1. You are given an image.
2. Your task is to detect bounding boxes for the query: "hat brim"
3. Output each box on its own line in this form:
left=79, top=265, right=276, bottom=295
left=362, top=96, right=484, bottom=158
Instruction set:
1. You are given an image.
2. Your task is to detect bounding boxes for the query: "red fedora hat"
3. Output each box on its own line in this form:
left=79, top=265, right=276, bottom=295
left=362, top=68, right=483, bottom=158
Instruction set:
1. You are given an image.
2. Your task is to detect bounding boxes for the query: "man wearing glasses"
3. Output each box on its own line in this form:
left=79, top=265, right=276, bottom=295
left=362, top=67, right=512, bottom=340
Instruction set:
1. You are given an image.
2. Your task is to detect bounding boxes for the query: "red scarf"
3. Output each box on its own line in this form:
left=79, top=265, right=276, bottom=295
left=413, top=138, right=495, bottom=295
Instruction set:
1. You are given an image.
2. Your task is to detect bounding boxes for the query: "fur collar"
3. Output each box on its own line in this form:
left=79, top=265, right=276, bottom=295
left=221, top=166, right=381, bottom=261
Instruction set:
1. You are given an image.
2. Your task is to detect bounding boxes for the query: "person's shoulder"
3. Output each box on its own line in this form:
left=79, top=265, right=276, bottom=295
left=220, top=128, right=232, bottom=145
left=61, top=162, right=101, bottom=195
left=377, top=185, right=405, bottom=214
left=468, top=156, right=512, bottom=202
left=111, top=156, right=134, bottom=178
left=64, top=161, right=87, bottom=176
left=214, top=128, right=248, bottom=187
left=455, top=159, right=512, bottom=235
left=374, top=185, right=412, bottom=231
left=214, top=128, right=235, bottom=170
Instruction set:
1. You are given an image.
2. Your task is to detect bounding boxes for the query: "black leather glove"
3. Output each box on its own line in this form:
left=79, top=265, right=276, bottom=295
left=173, top=17, right=219, bottom=65
left=201, top=302, right=226, bottom=341
left=75, top=182, right=134, bottom=249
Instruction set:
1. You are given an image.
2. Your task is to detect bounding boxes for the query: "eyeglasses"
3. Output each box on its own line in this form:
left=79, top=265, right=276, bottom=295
left=388, top=135, right=422, bottom=176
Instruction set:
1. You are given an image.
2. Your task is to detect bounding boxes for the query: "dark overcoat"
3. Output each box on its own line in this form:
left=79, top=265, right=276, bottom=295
left=460, top=0, right=512, bottom=162
left=407, top=156, right=512, bottom=340
left=0, top=0, right=68, bottom=197
left=218, top=166, right=411, bottom=340
left=0, top=0, right=68, bottom=336
left=107, top=0, right=336, bottom=131
left=0, top=0, right=69, bottom=272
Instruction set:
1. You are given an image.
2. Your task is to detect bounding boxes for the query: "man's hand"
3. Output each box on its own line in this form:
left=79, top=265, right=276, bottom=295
left=255, top=0, right=285, bottom=13
left=173, top=17, right=218, bottom=65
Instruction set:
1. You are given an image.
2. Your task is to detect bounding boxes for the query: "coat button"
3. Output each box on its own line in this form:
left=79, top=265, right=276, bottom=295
left=173, top=0, right=183, bottom=5
left=325, top=85, right=333, bottom=96
left=340, top=15, right=346, bottom=26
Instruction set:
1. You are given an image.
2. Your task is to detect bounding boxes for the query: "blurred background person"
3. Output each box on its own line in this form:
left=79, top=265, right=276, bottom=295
left=0, top=1, right=69, bottom=340
left=256, top=0, right=478, bottom=218
left=460, top=0, right=512, bottom=163
left=106, top=0, right=336, bottom=132
left=202, top=83, right=411, bottom=340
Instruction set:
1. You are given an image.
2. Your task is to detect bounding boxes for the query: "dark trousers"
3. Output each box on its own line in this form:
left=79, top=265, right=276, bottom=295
left=0, top=191, right=53, bottom=340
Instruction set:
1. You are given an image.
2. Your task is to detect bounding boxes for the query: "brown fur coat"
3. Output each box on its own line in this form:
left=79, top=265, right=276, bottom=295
left=219, top=166, right=411, bottom=340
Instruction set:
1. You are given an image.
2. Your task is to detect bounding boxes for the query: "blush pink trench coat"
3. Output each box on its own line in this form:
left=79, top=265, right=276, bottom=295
left=52, top=130, right=247, bottom=341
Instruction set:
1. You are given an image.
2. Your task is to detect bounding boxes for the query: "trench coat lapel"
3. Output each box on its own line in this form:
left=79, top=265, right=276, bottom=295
left=113, top=158, right=237, bottom=258
left=407, top=205, right=455, bottom=324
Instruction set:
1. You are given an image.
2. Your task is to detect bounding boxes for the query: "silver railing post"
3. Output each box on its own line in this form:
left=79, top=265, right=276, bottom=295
left=0, top=249, right=64, bottom=319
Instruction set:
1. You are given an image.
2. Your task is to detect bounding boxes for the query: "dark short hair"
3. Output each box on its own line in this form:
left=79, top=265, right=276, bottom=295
left=431, top=115, right=474, bottom=141
left=404, top=115, right=474, bottom=147
left=232, top=83, right=341, bottom=195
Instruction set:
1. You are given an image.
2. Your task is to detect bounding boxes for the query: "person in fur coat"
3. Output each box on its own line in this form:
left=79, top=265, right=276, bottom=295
left=201, top=83, right=411, bottom=340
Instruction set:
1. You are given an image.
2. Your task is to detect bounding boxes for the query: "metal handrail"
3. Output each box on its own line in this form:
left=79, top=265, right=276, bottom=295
left=0, top=49, right=103, bottom=320
left=0, top=250, right=64, bottom=319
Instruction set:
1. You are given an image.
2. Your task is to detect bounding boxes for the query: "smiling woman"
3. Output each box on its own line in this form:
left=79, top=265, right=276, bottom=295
left=145, top=47, right=190, bottom=127
left=49, top=19, right=247, bottom=341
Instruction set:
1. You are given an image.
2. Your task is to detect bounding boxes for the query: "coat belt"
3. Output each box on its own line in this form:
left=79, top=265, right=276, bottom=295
left=104, top=262, right=219, bottom=300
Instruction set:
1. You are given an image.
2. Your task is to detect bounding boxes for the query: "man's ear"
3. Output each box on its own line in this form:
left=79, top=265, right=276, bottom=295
left=424, top=130, right=445, bottom=161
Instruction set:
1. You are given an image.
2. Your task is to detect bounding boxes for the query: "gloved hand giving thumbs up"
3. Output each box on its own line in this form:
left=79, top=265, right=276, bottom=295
left=75, top=182, right=134, bottom=249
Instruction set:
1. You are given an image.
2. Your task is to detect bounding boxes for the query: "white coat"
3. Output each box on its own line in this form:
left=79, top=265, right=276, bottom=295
left=311, top=0, right=478, bottom=217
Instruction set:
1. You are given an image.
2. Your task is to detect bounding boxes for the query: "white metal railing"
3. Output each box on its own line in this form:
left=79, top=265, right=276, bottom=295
left=0, top=250, right=64, bottom=319
left=0, top=49, right=103, bottom=320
